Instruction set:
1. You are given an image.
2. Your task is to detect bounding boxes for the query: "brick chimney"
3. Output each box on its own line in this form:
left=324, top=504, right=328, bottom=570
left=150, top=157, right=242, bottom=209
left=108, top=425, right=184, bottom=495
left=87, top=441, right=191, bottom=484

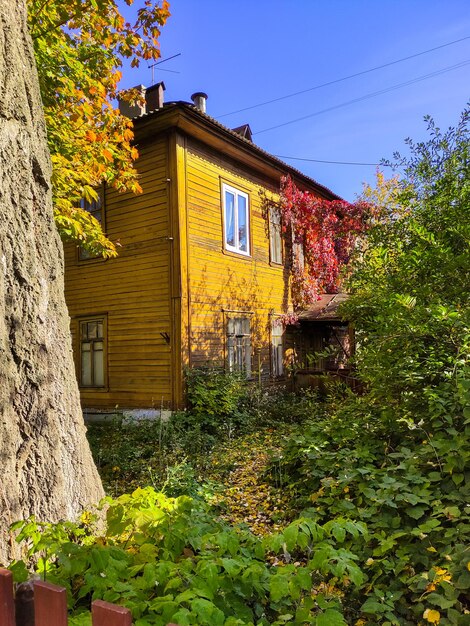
left=145, top=82, right=166, bottom=111
left=118, top=82, right=166, bottom=117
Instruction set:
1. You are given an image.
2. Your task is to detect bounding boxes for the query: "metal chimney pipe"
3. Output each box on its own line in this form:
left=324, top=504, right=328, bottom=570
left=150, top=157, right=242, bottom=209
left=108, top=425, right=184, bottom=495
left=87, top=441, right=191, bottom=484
left=191, top=92, right=208, bottom=113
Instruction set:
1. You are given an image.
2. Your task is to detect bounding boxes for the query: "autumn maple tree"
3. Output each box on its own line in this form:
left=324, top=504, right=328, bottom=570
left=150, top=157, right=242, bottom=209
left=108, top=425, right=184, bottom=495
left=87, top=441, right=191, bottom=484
left=27, top=0, right=170, bottom=256
left=279, top=176, right=370, bottom=313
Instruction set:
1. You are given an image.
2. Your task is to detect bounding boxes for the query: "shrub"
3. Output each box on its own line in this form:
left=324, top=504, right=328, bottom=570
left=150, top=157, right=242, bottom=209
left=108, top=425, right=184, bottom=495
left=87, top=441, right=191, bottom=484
left=10, top=487, right=367, bottom=625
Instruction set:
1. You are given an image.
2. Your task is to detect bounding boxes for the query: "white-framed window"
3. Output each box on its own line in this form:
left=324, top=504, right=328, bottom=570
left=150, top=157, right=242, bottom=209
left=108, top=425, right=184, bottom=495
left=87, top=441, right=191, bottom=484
left=271, top=319, right=284, bottom=377
left=269, top=207, right=283, bottom=264
left=222, top=183, right=250, bottom=256
left=80, top=317, right=106, bottom=387
left=227, top=317, right=251, bottom=376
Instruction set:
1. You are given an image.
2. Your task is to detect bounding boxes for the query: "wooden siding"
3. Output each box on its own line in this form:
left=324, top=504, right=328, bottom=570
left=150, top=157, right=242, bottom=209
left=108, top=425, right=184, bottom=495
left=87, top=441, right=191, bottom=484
left=182, top=138, right=292, bottom=378
left=63, top=108, right=336, bottom=411
left=63, top=135, right=174, bottom=409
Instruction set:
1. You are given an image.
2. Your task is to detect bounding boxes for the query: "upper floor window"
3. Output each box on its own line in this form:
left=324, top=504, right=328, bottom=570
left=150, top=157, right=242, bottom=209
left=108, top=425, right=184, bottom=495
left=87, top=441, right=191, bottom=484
left=222, top=183, right=250, bottom=256
left=79, top=192, right=103, bottom=260
left=293, top=241, right=305, bottom=269
left=269, top=207, right=283, bottom=264
left=80, top=317, right=106, bottom=387
left=81, top=195, right=102, bottom=223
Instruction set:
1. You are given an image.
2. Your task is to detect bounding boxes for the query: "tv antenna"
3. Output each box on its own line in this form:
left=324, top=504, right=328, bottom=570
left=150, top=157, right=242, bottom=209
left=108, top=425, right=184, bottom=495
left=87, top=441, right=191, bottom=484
left=149, top=53, right=181, bottom=83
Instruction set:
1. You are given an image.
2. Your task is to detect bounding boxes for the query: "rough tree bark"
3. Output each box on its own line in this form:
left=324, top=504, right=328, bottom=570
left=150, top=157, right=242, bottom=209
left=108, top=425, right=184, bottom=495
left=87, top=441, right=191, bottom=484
left=0, top=0, right=104, bottom=563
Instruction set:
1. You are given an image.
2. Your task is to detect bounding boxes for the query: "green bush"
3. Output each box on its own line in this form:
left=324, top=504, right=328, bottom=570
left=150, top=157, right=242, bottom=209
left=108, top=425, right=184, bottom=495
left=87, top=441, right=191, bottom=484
left=266, top=406, right=470, bottom=624
left=10, top=487, right=367, bottom=625
left=263, top=110, right=470, bottom=624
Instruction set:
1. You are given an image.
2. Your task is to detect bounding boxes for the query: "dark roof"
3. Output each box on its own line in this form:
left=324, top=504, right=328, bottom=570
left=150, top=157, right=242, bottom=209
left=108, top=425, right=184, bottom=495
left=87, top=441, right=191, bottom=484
left=132, top=100, right=342, bottom=200
left=232, top=123, right=253, bottom=141
left=297, top=293, right=349, bottom=322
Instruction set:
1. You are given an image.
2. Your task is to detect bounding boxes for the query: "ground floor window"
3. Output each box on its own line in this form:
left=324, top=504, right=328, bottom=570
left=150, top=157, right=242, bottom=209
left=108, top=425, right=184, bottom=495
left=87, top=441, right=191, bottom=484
left=227, top=317, right=251, bottom=377
left=80, top=317, right=106, bottom=387
left=271, top=319, right=284, bottom=377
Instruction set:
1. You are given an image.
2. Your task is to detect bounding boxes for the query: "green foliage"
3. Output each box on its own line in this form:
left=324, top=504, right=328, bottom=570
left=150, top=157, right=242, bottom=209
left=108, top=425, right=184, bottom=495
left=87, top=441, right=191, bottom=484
left=267, top=407, right=470, bottom=624
left=10, top=488, right=366, bottom=625
left=263, top=110, right=470, bottom=624
left=345, top=108, right=470, bottom=428
left=186, top=368, right=246, bottom=419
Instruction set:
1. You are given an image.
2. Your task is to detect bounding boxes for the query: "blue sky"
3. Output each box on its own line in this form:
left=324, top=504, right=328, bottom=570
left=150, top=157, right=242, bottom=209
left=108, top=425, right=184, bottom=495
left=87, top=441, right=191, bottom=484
left=121, top=1, right=470, bottom=201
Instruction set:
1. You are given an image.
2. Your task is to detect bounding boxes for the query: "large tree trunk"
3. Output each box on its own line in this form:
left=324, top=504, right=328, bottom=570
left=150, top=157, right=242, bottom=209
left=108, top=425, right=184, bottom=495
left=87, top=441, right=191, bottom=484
left=0, top=0, right=104, bottom=564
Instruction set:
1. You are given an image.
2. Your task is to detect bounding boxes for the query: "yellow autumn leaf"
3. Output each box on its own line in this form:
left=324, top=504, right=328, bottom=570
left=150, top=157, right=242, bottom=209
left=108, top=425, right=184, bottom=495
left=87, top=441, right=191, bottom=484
left=423, top=608, right=441, bottom=624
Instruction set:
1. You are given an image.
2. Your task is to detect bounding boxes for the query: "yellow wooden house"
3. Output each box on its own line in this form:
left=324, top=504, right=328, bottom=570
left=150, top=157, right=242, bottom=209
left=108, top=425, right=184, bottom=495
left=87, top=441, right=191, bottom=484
left=63, top=84, right=341, bottom=417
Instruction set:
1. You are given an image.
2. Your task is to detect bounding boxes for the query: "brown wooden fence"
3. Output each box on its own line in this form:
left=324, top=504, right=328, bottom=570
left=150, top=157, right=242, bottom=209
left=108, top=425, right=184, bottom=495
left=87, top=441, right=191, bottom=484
left=0, top=568, right=178, bottom=626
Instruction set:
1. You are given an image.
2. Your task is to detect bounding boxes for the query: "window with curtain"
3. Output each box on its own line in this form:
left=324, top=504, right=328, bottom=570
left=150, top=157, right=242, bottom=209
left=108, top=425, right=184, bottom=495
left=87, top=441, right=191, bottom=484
left=271, top=319, right=284, bottom=377
left=222, top=183, right=250, bottom=255
left=79, top=191, right=104, bottom=260
left=269, top=207, right=282, bottom=264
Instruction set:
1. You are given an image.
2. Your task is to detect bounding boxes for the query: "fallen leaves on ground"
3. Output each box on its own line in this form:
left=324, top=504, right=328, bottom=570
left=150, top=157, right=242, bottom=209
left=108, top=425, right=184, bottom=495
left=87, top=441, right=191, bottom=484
left=205, top=429, right=292, bottom=536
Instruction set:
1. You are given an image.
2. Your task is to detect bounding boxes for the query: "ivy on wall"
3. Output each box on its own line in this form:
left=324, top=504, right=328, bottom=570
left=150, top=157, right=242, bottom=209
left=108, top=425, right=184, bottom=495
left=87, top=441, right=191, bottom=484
left=278, top=176, right=370, bottom=315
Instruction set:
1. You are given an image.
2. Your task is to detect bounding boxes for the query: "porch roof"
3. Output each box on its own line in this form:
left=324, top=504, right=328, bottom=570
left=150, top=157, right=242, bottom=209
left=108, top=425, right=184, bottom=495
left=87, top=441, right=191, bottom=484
left=297, top=293, right=349, bottom=322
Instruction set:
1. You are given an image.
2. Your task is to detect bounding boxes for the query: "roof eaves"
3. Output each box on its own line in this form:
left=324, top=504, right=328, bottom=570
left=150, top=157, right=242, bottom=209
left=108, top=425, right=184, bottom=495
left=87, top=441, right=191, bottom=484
left=131, top=102, right=342, bottom=200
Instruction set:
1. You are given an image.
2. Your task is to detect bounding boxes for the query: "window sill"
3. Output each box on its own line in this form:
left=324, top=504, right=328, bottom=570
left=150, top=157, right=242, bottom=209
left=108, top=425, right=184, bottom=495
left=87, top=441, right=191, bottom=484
left=222, top=247, right=252, bottom=261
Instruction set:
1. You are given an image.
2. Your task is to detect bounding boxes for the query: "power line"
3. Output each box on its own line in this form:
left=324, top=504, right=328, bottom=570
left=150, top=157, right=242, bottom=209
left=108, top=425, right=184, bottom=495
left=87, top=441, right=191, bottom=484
left=274, top=155, right=389, bottom=166
left=254, top=59, right=470, bottom=135
left=217, top=35, right=470, bottom=119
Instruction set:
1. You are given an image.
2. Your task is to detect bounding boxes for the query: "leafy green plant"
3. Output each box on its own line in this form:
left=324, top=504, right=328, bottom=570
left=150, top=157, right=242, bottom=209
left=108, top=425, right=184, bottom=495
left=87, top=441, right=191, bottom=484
left=10, top=488, right=367, bottom=625
left=267, top=409, right=470, bottom=624
left=185, top=368, right=246, bottom=419
left=264, top=109, right=470, bottom=625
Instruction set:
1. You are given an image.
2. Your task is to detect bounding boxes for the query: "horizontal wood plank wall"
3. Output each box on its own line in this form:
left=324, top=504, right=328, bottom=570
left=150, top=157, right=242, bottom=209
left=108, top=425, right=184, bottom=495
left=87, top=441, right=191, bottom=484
left=184, top=140, right=292, bottom=377
left=64, top=136, right=173, bottom=410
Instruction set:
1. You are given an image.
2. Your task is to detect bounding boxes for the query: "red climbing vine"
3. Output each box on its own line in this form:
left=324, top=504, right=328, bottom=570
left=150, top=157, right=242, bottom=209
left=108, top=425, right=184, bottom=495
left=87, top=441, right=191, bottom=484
left=279, top=176, right=370, bottom=312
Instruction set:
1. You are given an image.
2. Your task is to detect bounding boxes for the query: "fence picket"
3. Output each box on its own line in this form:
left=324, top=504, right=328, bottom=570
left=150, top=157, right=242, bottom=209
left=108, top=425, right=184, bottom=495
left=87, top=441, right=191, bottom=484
left=0, top=574, right=186, bottom=626
left=15, top=581, right=34, bottom=626
left=34, top=580, right=68, bottom=626
left=0, top=569, right=15, bottom=626
left=92, top=599, right=132, bottom=626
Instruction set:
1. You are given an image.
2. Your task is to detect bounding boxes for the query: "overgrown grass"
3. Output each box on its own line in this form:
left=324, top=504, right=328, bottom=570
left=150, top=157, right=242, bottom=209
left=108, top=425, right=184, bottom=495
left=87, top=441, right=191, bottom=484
left=86, top=375, right=321, bottom=497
